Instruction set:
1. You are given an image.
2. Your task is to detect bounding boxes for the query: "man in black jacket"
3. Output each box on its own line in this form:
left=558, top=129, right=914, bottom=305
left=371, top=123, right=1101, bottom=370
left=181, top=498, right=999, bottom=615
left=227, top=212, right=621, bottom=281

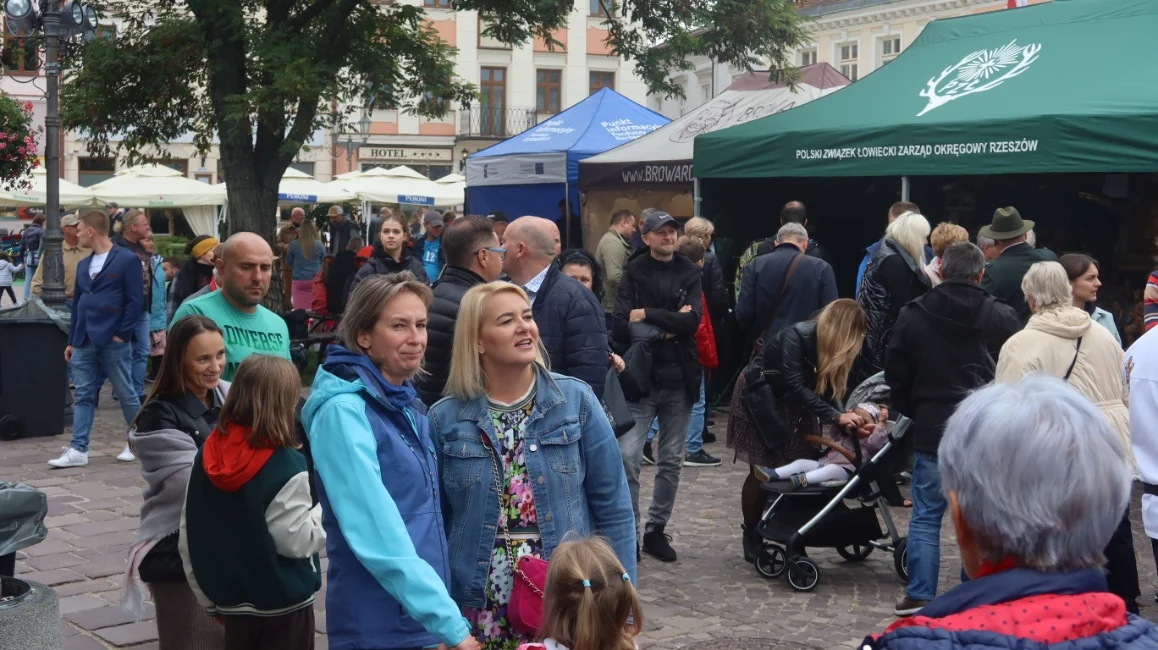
left=613, top=210, right=702, bottom=563
left=736, top=222, right=838, bottom=345
left=732, top=201, right=830, bottom=301
left=978, top=206, right=1057, bottom=325
left=502, top=216, right=608, bottom=398
left=885, top=242, right=1019, bottom=616
left=417, top=216, right=503, bottom=406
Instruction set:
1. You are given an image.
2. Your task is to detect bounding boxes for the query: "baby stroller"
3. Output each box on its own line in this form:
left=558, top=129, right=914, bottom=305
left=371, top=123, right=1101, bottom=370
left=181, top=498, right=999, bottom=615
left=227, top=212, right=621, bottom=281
left=751, top=372, right=911, bottom=592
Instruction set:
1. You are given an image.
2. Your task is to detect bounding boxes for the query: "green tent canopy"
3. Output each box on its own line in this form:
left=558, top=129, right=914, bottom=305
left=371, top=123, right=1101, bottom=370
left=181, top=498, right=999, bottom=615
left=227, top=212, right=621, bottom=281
left=693, top=0, right=1158, bottom=179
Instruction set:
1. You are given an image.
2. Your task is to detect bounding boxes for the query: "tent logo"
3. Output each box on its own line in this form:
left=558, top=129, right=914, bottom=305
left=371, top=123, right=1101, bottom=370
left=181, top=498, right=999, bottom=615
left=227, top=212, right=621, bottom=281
left=918, top=40, right=1041, bottom=117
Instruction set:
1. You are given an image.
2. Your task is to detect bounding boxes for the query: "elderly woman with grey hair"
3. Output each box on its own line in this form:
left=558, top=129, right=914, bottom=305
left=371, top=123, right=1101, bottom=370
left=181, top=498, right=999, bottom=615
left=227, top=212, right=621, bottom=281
left=995, top=260, right=1140, bottom=614
left=865, top=376, right=1158, bottom=649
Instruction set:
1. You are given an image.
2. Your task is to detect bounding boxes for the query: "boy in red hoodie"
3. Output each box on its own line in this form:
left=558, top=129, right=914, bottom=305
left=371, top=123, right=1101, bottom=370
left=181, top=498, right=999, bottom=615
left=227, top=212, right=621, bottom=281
left=180, top=355, right=325, bottom=650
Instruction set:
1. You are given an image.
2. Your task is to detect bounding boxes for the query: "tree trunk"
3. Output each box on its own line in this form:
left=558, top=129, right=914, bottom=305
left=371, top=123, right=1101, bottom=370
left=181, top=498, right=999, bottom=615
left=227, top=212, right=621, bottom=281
left=218, top=141, right=285, bottom=313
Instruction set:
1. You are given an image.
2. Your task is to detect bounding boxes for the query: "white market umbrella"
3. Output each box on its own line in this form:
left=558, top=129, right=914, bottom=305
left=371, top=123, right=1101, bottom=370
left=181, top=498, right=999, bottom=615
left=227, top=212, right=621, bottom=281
left=330, top=165, right=459, bottom=207
left=218, top=166, right=354, bottom=205
left=433, top=173, right=465, bottom=206
left=434, top=173, right=465, bottom=184
left=90, top=163, right=226, bottom=237
left=0, top=167, right=96, bottom=207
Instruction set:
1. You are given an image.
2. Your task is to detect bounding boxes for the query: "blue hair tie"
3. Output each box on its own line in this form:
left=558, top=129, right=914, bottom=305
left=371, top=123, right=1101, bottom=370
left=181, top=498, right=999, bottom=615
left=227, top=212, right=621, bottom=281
left=582, top=579, right=591, bottom=588
left=622, top=572, right=630, bottom=582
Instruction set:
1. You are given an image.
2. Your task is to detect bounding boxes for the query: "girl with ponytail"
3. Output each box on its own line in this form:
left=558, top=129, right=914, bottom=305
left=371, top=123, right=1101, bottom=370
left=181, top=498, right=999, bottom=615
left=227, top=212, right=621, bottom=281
left=520, top=537, right=643, bottom=650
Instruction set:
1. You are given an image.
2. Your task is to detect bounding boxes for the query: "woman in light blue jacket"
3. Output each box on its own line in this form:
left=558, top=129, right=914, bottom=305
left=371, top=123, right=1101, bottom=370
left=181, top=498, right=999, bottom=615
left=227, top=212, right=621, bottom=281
left=1060, top=253, right=1122, bottom=347
left=142, top=236, right=169, bottom=379
left=429, top=282, right=636, bottom=650
left=301, top=272, right=478, bottom=650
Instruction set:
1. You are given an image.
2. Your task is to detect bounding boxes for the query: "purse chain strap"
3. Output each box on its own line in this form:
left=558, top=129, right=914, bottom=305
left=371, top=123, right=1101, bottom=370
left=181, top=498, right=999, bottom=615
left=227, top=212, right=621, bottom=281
left=487, top=438, right=545, bottom=598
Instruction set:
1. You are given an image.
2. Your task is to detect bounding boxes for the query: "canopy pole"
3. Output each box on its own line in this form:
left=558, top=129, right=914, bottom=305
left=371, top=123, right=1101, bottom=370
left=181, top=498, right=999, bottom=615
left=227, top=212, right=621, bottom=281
left=565, top=180, right=572, bottom=249
left=693, top=178, right=702, bottom=217
left=901, top=176, right=911, bottom=201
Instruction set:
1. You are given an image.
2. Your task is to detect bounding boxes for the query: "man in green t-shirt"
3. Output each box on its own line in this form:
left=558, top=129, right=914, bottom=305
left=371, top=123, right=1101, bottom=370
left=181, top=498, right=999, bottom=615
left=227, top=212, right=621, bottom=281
left=171, top=232, right=290, bottom=380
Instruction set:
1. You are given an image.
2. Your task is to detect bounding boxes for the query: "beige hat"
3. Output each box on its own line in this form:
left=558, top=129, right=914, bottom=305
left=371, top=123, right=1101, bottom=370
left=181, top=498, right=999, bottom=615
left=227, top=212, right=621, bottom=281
left=326, top=205, right=343, bottom=217
left=60, top=213, right=80, bottom=227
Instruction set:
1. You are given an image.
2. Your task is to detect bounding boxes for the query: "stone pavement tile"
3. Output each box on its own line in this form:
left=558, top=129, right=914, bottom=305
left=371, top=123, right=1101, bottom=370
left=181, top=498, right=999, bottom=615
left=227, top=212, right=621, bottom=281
left=44, top=513, right=93, bottom=528
left=71, top=530, right=138, bottom=549
left=75, top=498, right=138, bottom=512
left=127, top=643, right=159, bottom=650
left=20, top=567, right=86, bottom=587
left=64, top=517, right=141, bottom=537
left=94, top=621, right=159, bottom=647
left=77, top=558, right=129, bottom=580
left=62, top=620, right=81, bottom=637
left=81, top=510, right=125, bottom=523
left=21, top=538, right=79, bottom=556
left=53, top=578, right=120, bottom=598
left=67, top=604, right=155, bottom=631
left=314, top=634, right=328, bottom=650
left=63, top=635, right=109, bottom=650
left=58, top=594, right=110, bottom=614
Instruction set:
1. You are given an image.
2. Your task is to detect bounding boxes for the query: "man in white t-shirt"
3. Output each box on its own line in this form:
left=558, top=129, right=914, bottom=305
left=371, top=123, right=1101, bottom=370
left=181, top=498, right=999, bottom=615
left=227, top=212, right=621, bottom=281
left=1125, top=328, right=1158, bottom=596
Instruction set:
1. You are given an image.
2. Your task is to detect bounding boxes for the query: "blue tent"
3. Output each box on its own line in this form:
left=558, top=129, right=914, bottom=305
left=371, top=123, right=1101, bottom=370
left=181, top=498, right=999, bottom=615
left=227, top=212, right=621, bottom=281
left=464, top=88, right=669, bottom=240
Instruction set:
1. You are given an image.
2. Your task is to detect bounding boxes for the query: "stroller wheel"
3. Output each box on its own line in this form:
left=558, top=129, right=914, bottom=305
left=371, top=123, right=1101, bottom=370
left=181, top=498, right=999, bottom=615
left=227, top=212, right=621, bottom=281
left=894, top=537, right=909, bottom=583
left=787, top=558, right=820, bottom=592
left=754, top=546, right=787, bottom=579
left=837, top=544, right=874, bottom=562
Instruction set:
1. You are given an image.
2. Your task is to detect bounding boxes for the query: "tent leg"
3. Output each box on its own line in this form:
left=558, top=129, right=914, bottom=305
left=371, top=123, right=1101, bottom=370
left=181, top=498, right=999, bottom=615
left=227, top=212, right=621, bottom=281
left=564, top=180, right=571, bottom=249
left=901, top=176, right=911, bottom=201
left=694, top=178, right=702, bottom=217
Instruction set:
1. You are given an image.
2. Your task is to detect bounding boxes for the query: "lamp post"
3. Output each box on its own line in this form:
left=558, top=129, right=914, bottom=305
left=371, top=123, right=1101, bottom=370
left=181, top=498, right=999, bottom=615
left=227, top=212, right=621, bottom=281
left=5, top=0, right=98, bottom=309
left=335, top=111, right=371, bottom=173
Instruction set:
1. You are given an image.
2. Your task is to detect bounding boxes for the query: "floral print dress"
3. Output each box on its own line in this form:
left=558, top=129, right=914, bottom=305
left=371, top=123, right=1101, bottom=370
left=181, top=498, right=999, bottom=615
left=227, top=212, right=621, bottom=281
left=464, top=386, right=543, bottom=650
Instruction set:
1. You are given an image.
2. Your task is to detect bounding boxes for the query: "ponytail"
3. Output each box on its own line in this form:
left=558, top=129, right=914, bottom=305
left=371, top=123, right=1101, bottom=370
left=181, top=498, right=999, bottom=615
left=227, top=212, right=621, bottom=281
left=538, top=538, right=642, bottom=650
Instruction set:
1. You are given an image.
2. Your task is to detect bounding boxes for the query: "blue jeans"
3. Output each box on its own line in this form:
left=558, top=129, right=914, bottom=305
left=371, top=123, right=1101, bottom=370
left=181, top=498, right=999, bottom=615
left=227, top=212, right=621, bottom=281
left=646, top=377, right=706, bottom=453
left=21, top=262, right=35, bottom=301
left=131, top=314, right=151, bottom=402
left=69, top=340, right=140, bottom=453
left=906, top=452, right=948, bottom=600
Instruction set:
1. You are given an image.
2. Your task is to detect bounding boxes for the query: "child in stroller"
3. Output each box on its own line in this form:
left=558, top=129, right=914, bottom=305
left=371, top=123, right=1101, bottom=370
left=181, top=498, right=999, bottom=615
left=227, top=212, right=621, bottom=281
left=758, top=403, right=890, bottom=490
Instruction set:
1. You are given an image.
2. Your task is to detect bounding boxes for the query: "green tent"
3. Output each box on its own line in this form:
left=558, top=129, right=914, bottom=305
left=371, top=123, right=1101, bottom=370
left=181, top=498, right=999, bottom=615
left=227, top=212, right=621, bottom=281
left=693, top=0, right=1158, bottom=179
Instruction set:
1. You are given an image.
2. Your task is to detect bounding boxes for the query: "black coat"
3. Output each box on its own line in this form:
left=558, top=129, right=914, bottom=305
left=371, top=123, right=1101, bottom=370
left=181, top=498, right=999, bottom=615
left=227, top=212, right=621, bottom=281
left=979, top=243, right=1058, bottom=325
left=136, top=391, right=222, bottom=445
left=417, top=266, right=485, bottom=407
left=736, top=243, right=838, bottom=342
left=702, top=251, right=728, bottom=321
left=348, top=244, right=429, bottom=300
left=327, top=218, right=363, bottom=255
left=171, top=260, right=214, bottom=317
left=885, top=281, right=1020, bottom=455
left=612, top=249, right=703, bottom=404
left=325, top=250, right=358, bottom=315
left=533, top=265, right=609, bottom=399
left=763, top=321, right=842, bottom=425
left=858, top=239, right=931, bottom=372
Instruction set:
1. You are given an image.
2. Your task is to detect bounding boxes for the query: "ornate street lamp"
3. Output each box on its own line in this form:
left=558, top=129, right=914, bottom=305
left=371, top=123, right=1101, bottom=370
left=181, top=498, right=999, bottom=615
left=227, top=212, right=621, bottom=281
left=5, top=0, right=99, bottom=308
left=335, top=110, right=371, bottom=172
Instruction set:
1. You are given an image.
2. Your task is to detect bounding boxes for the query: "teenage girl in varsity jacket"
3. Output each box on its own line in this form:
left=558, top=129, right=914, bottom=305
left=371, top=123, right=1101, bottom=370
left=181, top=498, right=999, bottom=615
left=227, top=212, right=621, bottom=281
left=179, top=355, right=326, bottom=650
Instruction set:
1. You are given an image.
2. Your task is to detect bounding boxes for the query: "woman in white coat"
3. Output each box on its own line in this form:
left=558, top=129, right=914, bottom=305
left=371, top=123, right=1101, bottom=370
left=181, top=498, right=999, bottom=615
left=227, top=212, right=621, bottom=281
left=995, top=260, right=1139, bottom=614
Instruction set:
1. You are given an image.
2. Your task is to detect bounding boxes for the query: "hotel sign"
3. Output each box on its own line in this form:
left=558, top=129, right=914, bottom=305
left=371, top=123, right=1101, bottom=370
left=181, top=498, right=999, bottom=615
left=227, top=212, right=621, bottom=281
left=359, top=146, right=452, bottom=162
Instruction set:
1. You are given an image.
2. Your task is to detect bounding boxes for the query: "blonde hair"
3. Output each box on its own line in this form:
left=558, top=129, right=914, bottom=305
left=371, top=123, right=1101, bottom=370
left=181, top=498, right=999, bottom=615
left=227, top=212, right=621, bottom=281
left=218, top=355, right=301, bottom=449
left=930, top=222, right=969, bottom=258
left=815, top=299, right=867, bottom=399
left=1021, top=261, right=1074, bottom=313
left=338, top=272, right=433, bottom=378
left=885, top=211, right=931, bottom=267
left=444, top=282, right=547, bottom=400
left=683, top=217, right=715, bottom=245
left=298, top=219, right=320, bottom=260
left=539, top=537, right=642, bottom=650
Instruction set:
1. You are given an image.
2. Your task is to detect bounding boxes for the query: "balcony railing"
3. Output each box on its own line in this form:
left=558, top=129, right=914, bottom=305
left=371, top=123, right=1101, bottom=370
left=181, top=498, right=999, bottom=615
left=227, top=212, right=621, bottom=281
left=459, top=107, right=539, bottom=139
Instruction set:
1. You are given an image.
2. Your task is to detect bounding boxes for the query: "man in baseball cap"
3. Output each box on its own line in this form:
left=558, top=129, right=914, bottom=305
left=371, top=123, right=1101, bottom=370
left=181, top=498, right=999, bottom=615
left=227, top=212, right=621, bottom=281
left=31, top=212, right=85, bottom=300
left=979, top=206, right=1057, bottom=324
left=417, top=210, right=445, bottom=281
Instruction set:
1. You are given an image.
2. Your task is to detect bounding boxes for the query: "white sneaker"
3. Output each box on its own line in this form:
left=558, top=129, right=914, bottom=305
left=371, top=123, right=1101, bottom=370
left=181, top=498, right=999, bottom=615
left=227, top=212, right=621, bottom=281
left=48, top=447, right=88, bottom=468
left=117, top=444, right=136, bottom=462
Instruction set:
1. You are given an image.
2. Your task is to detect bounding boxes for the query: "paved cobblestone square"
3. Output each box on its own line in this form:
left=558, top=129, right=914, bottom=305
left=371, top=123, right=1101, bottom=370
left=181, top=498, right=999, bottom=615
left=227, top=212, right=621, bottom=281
left=3, top=386, right=1156, bottom=649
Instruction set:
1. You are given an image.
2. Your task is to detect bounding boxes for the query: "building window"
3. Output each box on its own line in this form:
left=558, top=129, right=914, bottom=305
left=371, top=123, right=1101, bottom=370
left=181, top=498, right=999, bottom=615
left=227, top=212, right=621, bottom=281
left=195, top=173, right=213, bottom=184
left=480, top=67, right=506, bottom=136
left=425, top=0, right=451, bottom=6
left=2, top=22, right=39, bottom=75
left=589, top=71, right=614, bottom=95
left=838, top=41, right=859, bottom=81
left=289, top=162, right=315, bottom=177
left=78, top=157, right=116, bottom=187
left=799, top=49, right=817, bottom=66
left=478, top=17, right=511, bottom=50
left=881, top=36, right=901, bottom=64
left=590, top=0, right=607, bottom=16
left=536, top=69, right=561, bottom=114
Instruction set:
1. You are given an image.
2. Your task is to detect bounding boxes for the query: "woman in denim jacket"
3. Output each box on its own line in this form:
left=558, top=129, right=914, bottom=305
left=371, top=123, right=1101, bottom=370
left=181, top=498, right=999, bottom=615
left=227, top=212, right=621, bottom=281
left=429, top=282, right=636, bottom=650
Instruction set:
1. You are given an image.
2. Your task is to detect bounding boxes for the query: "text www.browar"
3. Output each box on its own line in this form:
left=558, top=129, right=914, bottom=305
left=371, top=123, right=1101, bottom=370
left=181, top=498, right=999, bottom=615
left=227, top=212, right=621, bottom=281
left=621, top=164, right=695, bottom=183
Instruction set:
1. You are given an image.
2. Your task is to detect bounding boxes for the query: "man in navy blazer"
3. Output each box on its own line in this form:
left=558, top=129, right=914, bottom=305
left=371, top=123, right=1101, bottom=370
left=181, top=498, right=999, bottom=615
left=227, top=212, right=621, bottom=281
left=49, top=210, right=144, bottom=468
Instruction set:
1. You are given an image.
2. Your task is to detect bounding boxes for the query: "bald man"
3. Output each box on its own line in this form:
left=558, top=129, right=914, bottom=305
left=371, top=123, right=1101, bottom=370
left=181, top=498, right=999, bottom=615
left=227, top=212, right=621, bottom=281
left=171, top=232, right=290, bottom=380
left=290, top=207, right=306, bottom=229
left=502, top=216, right=608, bottom=398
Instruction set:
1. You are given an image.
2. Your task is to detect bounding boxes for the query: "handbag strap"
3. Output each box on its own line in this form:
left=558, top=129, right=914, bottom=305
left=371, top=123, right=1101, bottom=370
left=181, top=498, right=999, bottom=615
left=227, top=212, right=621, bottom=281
left=486, top=438, right=545, bottom=598
left=751, top=252, right=804, bottom=360
left=1063, top=337, right=1083, bottom=381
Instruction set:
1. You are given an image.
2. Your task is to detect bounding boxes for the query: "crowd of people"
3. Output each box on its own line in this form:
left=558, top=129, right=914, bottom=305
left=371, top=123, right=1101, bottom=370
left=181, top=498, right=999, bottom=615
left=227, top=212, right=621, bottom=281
left=26, top=195, right=1158, bottom=650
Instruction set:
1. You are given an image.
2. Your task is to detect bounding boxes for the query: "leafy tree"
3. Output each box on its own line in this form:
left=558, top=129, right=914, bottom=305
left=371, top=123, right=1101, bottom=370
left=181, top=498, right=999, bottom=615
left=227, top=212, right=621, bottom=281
left=63, top=0, right=809, bottom=241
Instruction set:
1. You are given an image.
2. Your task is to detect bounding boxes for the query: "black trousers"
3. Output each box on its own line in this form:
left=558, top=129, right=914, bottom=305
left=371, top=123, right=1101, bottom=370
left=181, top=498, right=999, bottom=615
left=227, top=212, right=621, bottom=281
left=223, top=607, right=314, bottom=650
left=1104, top=507, right=1140, bottom=614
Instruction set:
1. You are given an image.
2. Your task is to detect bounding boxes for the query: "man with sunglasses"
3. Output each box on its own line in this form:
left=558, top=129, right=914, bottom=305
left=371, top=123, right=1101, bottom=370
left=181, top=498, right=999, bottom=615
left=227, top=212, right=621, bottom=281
left=417, top=215, right=505, bottom=406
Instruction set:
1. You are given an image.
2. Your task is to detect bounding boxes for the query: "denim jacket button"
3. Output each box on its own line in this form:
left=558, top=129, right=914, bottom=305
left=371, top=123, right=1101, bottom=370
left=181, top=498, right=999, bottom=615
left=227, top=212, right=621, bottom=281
left=544, top=513, right=552, bottom=522
left=537, top=476, right=545, bottom=485
left=529, top=444, right=538, bottom=452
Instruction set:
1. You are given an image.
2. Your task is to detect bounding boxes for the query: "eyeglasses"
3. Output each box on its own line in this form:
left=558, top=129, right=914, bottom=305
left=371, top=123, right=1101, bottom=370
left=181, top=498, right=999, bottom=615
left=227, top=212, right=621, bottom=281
left=477, top=246, right=506, bottom=261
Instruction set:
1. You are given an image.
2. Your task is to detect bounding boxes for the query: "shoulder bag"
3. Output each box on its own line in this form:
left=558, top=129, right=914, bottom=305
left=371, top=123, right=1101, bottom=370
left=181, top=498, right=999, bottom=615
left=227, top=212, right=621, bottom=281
left=1063, top=337, right=1083, bottom=381
left=485, top=438, right=548, bottom=636
left=602, top=367, right=636, bottom=438
left=740, top=253, right=804, bottom=450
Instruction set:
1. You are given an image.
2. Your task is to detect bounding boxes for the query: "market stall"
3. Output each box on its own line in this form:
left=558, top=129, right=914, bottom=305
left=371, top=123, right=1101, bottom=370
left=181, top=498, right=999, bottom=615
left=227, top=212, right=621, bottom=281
left=89, top=164, right=226, bottom=237
left=465, top=87, right=668, bottom=243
